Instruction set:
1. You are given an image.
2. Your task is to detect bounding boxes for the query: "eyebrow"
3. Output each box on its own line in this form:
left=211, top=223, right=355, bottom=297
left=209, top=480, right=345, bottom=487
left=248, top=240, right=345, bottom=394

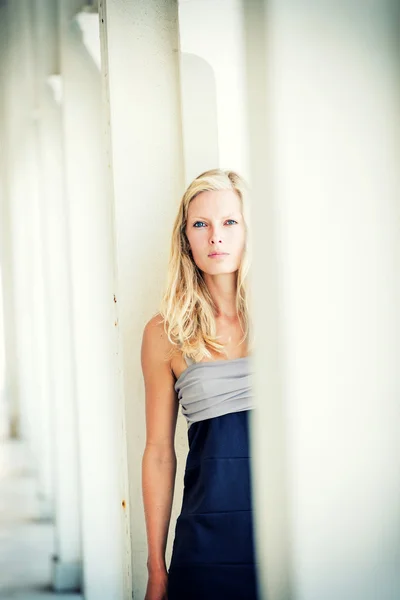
left=189, top=214, right=239, bottom=220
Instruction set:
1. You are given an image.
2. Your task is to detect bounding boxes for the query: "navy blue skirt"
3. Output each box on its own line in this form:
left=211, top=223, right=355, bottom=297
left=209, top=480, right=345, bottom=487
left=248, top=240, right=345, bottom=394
left=168, top=410, right=259, bottom=600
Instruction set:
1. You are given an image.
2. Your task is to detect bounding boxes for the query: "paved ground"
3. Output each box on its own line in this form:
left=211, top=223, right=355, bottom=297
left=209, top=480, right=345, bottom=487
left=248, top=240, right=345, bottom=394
left=0, top=438, right=82, bottom=600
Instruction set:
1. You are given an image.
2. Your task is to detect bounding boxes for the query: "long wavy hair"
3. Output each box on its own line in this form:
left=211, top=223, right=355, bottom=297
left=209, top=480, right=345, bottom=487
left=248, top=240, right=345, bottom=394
left=159, top=168, right=253, bottom=363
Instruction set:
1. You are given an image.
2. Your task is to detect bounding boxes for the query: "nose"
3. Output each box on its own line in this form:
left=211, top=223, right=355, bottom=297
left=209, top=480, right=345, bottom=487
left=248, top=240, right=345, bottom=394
left=209, top=227, right=223, bottom=245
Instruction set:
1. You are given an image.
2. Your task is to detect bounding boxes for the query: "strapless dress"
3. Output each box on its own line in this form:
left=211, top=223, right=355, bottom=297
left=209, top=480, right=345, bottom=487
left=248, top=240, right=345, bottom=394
left=167, top=356, right=259, bottom=600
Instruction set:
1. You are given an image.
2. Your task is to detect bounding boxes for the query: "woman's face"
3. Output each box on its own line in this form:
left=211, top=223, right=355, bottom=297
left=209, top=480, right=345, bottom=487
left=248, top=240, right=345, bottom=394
left=185, top=189, right=246, bottom=275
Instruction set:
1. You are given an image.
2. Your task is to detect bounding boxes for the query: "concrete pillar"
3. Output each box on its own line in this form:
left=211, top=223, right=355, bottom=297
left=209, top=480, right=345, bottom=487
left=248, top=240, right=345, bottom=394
left=99, top=0, right=186, bottom=596
left=58, top=1, right=131, bottom=598
left=0, top=0, right=20, bottom=440
left=26, top=0, right=55, bottom=522
left=244, top=1, right=400, bottom=599
left=242, top=3, right=292, bottom=598
left=4, top=0, right=54, bottom=519
left=3, top=0, right=37, bottom=445
left=33, top=0, right=83, bottom=590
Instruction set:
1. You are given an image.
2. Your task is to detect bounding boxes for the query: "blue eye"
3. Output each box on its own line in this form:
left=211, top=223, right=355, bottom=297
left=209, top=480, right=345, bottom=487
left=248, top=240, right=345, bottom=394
left=193, top=219, right=237, bottom=227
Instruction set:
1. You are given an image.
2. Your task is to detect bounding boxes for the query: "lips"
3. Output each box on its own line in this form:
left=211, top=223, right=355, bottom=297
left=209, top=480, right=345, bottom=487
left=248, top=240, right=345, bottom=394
left=208, top=252, right=229, bottom=257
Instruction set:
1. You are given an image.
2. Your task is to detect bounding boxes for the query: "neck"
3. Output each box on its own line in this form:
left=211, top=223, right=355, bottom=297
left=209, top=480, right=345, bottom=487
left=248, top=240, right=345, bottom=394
left=203, top=272, right=238, bottom=319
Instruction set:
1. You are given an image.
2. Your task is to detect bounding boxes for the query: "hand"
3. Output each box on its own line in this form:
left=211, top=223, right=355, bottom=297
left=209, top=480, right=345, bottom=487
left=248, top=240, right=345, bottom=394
left=144, top=569, right=168, bottom=600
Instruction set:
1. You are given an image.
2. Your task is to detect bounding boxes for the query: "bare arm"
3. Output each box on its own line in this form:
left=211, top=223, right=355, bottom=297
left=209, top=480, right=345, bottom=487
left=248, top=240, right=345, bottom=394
left=141, top=315, right=179, bottom=583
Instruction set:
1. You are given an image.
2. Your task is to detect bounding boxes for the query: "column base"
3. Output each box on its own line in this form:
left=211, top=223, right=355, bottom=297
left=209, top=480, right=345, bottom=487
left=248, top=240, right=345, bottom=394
left=52, top=555, right=82, bottom=592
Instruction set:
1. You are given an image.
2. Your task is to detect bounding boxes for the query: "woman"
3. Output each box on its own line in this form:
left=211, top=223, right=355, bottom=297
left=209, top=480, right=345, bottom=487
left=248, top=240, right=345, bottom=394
left=141, top=168, right=258, bottom=600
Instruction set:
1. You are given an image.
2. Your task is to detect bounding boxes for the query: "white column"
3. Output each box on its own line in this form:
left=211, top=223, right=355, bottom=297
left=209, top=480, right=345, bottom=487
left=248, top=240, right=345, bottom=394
left=0, top=0, right=19, bottom=440
left=99, top=1, right=186, bottom=596
left=5, top=0, right=54, bottom=519
left=58, top=1, right=131, bottom=598
left=34, top=0, right=83, bottom=590
left=245, top=1, right=400, bottom=599
left=5, top=0, right=38, bottom=445
left=3, top=1, right=32, bottom=445
left=242, top=2, right=293, bottom=599
left=26, top=0, right=55, bottom=521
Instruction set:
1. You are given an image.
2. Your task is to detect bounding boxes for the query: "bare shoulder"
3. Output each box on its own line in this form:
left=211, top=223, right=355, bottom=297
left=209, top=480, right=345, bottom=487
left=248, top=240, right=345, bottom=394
left=141, top=312, right=173, bottom=366
left=142, top=312, right=169, bottom=343
left=141, top=313, right=175, bottom=373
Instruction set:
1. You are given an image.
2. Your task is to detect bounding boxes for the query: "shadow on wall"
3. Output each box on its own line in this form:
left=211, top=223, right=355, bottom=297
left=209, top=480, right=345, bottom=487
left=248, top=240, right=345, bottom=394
left=180, top=53, right=219, bottom=184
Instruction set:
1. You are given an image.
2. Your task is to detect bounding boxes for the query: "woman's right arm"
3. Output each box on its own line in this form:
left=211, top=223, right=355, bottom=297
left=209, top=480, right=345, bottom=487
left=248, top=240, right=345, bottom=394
left=141, top=316, right=179, bottom=600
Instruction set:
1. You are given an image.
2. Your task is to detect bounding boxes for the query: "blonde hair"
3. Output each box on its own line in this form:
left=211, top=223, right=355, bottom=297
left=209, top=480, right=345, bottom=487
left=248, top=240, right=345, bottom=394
left=159, top=168, right=252, bottom=363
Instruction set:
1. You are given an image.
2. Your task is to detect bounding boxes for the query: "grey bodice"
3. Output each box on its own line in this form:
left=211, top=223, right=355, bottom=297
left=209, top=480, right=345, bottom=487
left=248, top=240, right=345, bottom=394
left=174, top=355, right=255, bottom=428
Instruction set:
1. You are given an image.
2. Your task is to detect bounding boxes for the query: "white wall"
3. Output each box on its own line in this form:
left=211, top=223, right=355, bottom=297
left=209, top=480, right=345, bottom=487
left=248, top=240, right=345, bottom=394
left=178, top=0, right=249, bottom=182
